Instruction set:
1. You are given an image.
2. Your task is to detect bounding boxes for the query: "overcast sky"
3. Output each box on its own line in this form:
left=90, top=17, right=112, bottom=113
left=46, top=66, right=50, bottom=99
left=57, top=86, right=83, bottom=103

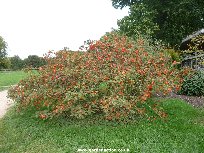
left=0, top=0, right=129, bottom=59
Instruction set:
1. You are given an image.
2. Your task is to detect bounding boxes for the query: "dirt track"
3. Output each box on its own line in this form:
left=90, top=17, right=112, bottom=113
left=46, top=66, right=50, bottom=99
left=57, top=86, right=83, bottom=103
left=0, top=90, right=13, bottom=119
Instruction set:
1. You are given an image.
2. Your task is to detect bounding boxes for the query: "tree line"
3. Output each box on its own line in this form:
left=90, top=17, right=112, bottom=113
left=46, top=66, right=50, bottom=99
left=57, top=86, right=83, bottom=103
left=1, top=54, right=46, bottom=70
left=0, top=36, right=46, bottom=70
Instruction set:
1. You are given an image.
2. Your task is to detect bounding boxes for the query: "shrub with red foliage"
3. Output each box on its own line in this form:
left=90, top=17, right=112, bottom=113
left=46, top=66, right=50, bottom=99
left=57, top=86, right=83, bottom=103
left=8, top=32, right=189, bottom=121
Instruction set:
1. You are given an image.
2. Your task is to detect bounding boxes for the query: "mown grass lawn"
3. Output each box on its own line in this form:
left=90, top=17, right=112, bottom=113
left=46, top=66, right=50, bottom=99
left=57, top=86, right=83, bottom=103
left=0, top=99, right=204, bottom=153
left=0, top=71, right=28, bottom=91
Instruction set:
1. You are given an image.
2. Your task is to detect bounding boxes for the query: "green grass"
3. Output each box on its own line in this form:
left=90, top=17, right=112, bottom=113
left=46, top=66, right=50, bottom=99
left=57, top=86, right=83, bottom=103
left=0, top=99, right=204, bottom=153
left=0, top=71, right=28, bottom=91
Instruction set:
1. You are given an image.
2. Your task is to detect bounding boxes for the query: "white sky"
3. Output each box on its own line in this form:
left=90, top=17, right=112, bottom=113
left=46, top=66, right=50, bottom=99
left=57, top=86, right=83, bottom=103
left=0, top=0, right=129, bottom=59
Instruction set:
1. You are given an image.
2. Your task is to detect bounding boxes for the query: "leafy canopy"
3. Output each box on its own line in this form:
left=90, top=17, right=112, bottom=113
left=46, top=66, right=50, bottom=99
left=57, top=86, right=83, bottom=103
left=24, top=55, right=46, bottom=68
left=10, top=55, right=24, bottom=70
left=112, top=0, right=204, bottom=48
left=0, top=36, right=8, bottom=69
left=0, top=36, right=7, bottom=59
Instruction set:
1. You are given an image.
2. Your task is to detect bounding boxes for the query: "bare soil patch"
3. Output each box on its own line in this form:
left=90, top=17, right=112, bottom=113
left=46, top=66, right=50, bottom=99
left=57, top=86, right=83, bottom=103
left=0, top=90, right=13, bottom=119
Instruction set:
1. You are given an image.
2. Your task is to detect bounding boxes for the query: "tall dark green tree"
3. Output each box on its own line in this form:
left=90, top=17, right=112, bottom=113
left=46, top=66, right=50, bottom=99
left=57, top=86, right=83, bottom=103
left=24, top=55, right=46, bottom=68
left=10, top=55, right=24, bottom=70
left=112, top=0, right=204, bottom=48
left=0, top=36, right=8, bottom=69
left=0, top=36, right=7, bottom=58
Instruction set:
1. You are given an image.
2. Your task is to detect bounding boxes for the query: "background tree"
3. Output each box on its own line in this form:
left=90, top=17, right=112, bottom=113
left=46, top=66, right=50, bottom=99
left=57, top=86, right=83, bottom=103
left=24, top=55, right=46, bottom=68
left=10, top=55, right=24, bottom=70
left=0, top=57, right=11, bottom=69
left=112, top=0, right=204, bottom=48
left=0, top=36, right=8, bottom=69
left=118, top=3, right=159, bottom=38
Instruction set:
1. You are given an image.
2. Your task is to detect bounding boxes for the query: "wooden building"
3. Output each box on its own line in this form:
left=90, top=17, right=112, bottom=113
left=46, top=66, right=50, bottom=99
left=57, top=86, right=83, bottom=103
left=180, top=29, right=204, bottom=70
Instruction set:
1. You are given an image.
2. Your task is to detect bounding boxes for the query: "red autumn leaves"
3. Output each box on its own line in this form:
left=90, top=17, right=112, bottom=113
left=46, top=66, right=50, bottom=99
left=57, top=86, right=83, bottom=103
left=8, top=32, right=187, bottom=121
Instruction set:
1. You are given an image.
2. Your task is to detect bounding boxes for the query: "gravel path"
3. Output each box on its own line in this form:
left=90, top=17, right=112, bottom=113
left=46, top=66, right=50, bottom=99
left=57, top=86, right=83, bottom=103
left=0, top=90, right=14, bottom=119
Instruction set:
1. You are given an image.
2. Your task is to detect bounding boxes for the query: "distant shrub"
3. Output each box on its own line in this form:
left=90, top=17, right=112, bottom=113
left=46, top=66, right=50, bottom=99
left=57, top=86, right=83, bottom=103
left=8, top=32, right=188, bottom=121
left=179, top=70, right=204, bottom=96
